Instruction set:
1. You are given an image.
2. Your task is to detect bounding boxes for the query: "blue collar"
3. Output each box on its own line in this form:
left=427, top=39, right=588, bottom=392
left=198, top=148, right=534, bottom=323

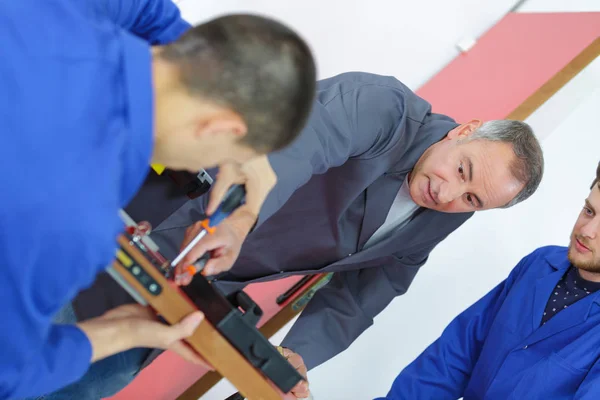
left=545, top=247, right=571, bottom=272
left=118, top=31, right=154, bottom=206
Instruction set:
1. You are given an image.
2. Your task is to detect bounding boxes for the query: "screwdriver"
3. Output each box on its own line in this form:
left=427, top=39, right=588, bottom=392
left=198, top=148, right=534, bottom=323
left=169, top=184, right=246, bottom=279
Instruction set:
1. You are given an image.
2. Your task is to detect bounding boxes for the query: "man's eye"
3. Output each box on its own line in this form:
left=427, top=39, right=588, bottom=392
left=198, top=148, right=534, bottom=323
left=458, top=163, right=464, bottom=177
left=584, top=207, right=593, bottom=216
left=466, top=194, right=473, bottom=205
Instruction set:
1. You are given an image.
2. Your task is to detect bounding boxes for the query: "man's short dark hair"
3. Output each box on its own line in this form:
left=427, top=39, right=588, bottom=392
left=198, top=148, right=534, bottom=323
left=160, top=14, right=317, bottom=152
left=591, top=161, right=600, bottom=190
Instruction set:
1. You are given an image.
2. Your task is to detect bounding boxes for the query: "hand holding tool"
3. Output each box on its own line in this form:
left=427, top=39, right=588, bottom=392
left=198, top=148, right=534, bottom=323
left=169, top=184, right=246, bottom=279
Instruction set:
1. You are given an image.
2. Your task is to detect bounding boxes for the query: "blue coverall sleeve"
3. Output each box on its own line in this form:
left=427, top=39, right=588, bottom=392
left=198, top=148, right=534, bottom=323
left=374, top=253, right=535, bottom=400
left=101, top=0, right=191, bottom=44
left=0, top=209, right=117, bottom=398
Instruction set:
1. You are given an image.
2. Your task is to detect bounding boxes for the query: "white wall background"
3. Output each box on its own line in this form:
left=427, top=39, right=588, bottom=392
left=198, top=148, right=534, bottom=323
left=174, top=0, right=520, bottom=90
left=173, top=0, right=600, bottom=398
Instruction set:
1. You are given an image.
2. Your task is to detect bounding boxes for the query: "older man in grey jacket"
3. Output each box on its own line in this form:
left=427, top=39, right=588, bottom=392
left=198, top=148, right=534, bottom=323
left=73, top=71, right=543, bottom=398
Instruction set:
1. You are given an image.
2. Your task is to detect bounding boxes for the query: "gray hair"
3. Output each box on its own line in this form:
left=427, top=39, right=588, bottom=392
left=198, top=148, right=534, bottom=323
left=463, top=120, right=544, bottom=208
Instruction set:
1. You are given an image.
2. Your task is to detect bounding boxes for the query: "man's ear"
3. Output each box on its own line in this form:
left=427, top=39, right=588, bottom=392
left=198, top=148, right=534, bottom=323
left=194, top=114, right=247, bottom=140
left=447, top=119, right=483, bottom=140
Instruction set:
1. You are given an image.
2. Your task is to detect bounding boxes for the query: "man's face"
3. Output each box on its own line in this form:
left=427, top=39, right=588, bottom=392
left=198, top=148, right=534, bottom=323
left=408, top=121, right=524, bottom=213
left=568, top=186, right=600, bottom=271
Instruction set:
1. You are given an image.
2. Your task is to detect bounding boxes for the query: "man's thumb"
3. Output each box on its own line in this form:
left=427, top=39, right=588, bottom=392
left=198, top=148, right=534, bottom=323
left=177, top=311, right=204, bottom=337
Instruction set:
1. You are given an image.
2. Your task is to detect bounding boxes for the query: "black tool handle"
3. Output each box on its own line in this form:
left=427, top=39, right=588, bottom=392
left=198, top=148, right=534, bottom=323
left=209, top=184, right=246, bottom=226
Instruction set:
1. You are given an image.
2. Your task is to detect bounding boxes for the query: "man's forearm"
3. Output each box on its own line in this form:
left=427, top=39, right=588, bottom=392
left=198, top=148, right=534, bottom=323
left=77, top=318, right=135, bottom=362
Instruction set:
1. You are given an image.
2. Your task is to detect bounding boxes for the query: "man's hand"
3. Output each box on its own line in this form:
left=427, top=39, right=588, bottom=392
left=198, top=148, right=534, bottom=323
left=174, top=208, right=256, bottom=284
left=77, top=304, right=212, bottom=369
left=172, top=156, right=276, bottom=284
left=207, top=155, right=277, bottom=217
left=278, top=347, right=310, bottom=399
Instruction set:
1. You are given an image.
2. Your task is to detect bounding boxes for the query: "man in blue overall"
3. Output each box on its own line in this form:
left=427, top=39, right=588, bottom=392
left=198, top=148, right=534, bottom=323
left=0, top=0, right=316, bottom=398
left=378, top=161, right=600, bottom=399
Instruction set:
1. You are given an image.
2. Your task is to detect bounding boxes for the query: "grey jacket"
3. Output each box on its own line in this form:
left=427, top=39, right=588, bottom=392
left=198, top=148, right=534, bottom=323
left=73, top=72, right=473, bottom=371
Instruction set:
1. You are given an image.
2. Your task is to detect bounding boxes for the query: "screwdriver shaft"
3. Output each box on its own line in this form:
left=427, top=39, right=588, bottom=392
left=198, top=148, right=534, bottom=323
left=170, top=229, right=208, bottom=267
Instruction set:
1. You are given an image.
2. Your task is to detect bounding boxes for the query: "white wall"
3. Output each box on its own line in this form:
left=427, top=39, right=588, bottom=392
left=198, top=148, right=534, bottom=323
left=175, top=0, right=519, bottom=89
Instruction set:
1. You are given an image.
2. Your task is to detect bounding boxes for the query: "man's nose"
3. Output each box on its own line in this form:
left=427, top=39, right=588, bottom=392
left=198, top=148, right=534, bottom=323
left=437, top=182, right=463, bottom=204
left=580, top=216, right=600, bottom=240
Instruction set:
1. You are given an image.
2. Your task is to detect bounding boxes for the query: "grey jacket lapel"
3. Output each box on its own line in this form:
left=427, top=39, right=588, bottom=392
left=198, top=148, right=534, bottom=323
left=334, top=207, right=472, bottom=268
left=356, top=172, right=407, bottom=249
